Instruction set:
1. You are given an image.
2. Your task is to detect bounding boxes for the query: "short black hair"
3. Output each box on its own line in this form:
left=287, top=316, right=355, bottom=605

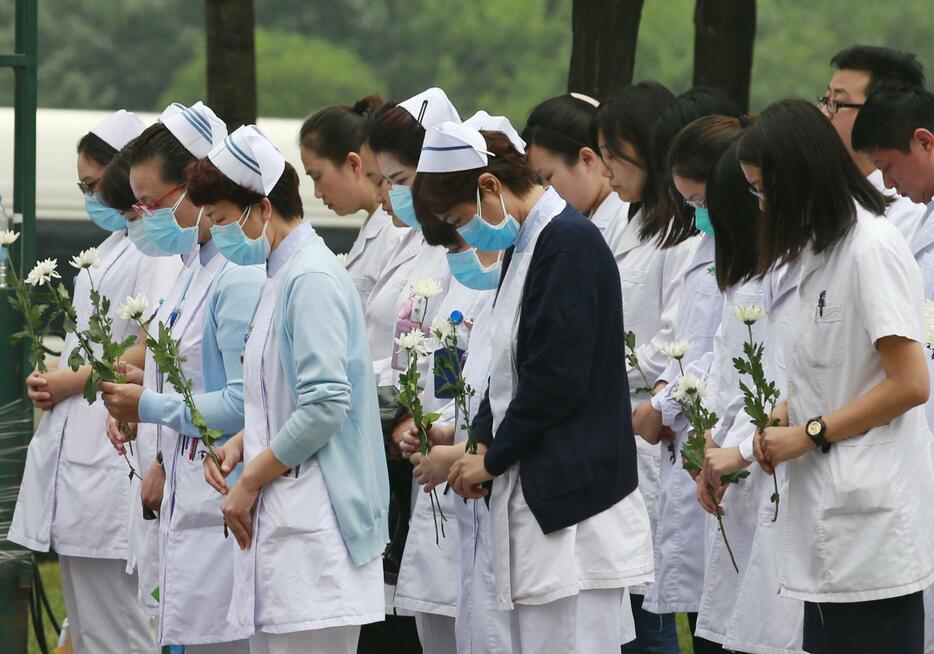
left=421, top=222, right=460, bottom=248
left=852, top=85, right=934, bottom=154
left=77, top=132, right=118, bottom=168
left=127, top=123, right=196, bottom=185
left=738, top=99, right=887, bottom=276
left=98, top=140, right=138, bottom=211
left=522, top=94, right=599, bottom=166
left=650, top=86, right=741, bottom=248
left=591, top=81, right=675, bottom=243
left=830, top=45, right=926, bottom=96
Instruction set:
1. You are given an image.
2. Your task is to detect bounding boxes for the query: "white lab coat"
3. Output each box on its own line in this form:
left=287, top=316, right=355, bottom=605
left=394, top=278, right=488, bottom=622
left=344, top=207, right=405, bottom=311
left=10, top=231, right=181, bottom=559
left=713, top=263, right=805, bottom=654
left=364, top=227, right=424, bottom=371
left=486, top=189, right=654, bottom=616
left=643, top=235, right=722, bottom=615
left=781, top=210, right=934, bottom=602
left=602, top=200, right=697, bottom=579
left=126, top=252, right=203, bottom=614
left=156, top=251, right=247, bottom=646
left=228, top=242, right=383, bottom=638
left=868, top=169, right=927, bottom=243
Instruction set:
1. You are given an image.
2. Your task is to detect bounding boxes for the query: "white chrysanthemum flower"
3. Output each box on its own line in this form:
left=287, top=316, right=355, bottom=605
left=25, top=259, right=61, bottom=286
left=671, top=372, right=708, bottom=403
left=118, top=293, right=150, bottom=322
left=335, top=252, right=348, bottom=266
left=395, top=327, right=431, bottom=358
left=69, top=247, right=100, bottom=270
left=411, top=278, right=443, bottom=300
left=0, top=230, right=19, bottom=246
left=431, top=315, right=455, bottom=344
left=925, top=300, right=934, bottom=348
left=735, top=304, right=767, bottom=325
left=662, top=339, right=692, bottom=360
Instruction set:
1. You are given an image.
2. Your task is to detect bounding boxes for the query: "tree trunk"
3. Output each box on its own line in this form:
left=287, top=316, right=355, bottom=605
left=205, top=0, right=257, bottom=127
left=693, top=0, right=756, bottom=113
left=567, top=0, right=645, bottom=101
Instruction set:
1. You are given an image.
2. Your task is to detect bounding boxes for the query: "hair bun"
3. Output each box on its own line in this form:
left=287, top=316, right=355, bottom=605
left=353, top=94, right=384, bottom=117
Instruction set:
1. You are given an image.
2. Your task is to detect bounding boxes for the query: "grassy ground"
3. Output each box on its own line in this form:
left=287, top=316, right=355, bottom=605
left=29, top=559, right=698, bottom=653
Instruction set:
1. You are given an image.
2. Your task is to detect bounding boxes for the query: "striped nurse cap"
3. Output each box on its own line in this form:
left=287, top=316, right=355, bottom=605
left=159, top=101, right=227, bottom=159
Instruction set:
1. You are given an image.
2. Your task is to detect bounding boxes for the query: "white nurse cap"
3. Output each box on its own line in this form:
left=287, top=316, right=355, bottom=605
left=209, top=125, right=285, bottom=195
left=159, top=101, right=228, bottom=159
left=399, top=87, right=461, bottom=130
left=463, top=110, right=527, bottom=154
left=417, top=121, right=493, bottom=173
left=89, top=109, right=146, bottom=151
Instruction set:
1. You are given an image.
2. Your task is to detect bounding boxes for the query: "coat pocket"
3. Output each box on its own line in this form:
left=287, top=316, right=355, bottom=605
left=802, top=304, right=844, bottom=368
left=172, top=445, right=226, bottom=530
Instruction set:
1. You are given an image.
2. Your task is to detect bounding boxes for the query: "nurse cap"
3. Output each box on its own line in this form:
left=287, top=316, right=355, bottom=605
left=89, top=109, right=146, bottom=151
left=159, top=101, right=228, bottom=159
left=463, top=110, right=527, bottom=154
left=417, top=121, right=493, bottom=174
left=209, top=124, right=285, bottom=196
left=399, top=87, right=461, bottom=130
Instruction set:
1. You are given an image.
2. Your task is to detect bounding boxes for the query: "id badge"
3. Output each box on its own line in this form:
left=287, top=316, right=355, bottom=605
left=391, top=319, right=430, bottom=371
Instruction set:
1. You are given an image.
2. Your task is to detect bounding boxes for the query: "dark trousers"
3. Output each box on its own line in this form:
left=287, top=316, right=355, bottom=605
left=620, top=593, right=680, bottom=653
left=803, top=591, right=924, bottom=654
left=687, top=612, right=728, bottom=654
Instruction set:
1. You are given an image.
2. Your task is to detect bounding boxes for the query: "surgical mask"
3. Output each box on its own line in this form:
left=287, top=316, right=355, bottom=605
left=142, top=191, right=200, bottom=255
left=210, top=205, right=270, bottom=266
left=694, top=207, right=714, bottom=236
left=457, top=188, right=520, bottom=250
left=389, top=184, right=420, bottom=229
left=85, top=195, right=127, bottom=231
left=446, top=248, right=502, bottom=290
left=127, top=216, right=172, bottom=256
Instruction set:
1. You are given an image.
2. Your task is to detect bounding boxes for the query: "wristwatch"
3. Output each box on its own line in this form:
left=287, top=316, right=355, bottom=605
left=805, top=417, right=832, bottom=453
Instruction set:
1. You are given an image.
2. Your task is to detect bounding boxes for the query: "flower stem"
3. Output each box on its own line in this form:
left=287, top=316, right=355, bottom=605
left=712, top=491, right=740, bottom=573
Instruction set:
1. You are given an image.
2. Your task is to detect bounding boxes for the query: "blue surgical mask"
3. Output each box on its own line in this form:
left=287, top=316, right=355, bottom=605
left=143, top=191, right=200, bottom=255
left=457, top=188, right=520, bottom=250
left=389, top=184, right=420, bottom=229
left=694, top=207, right=714, bottom=236
left=127, top=216, right=172, bottom=256
left=85, top=194, right=127, bottom=231
left=446, top=248, right=502, bottom=290
left=210, top=205, right=271, bottom=266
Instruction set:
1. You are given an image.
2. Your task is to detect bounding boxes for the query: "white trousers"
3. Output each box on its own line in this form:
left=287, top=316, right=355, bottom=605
left=59, top=555, right=159, bottom=654
left=414, top=612, right=457, bottom=654
left=509, top=588, right=625, bottom=654
left=248, top=625, right=361, bottom=654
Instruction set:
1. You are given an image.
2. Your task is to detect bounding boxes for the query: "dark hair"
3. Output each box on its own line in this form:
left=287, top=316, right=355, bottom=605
left=77, top=132, right=118, bottom=168
left=852, top=85, right=934, bottom=154
left=738, top=99, right=887, bottom=275
left=367, top=103, right=425, bottom=169
left=669, top=114, right=754, bottom=181
left=831, top=45, right=926, bottom=96
left=650, top=87, right=741, bottom=247
left=706, top=141, right=761, bottom=289
left=591, top=82, right=675, bottom=241
left=98, top=140, right=138, bottom=212
left=522, top=94, right=599, bottom=165
left=412, top=131, right=536, bottom=224
left=186, top=159, right=304, bottom=220
left=299, top=95, right=384, bottom=166
left=421, top=222, right=461, bottom=248
left=127, top=123, right=196, bottom=184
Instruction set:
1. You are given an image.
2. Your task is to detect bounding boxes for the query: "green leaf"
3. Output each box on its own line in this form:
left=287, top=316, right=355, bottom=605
left=68, top=347, right=85, bottom=371
left=83, top=370, right=100, bottom=404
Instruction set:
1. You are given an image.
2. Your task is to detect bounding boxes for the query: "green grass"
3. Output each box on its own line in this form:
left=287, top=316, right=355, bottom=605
left=28, top=560, right=66, bottom=654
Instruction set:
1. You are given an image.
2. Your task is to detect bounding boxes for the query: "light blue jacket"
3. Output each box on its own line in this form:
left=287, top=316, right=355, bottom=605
left=138, top=253, right=265, bottom=439
left=268, top=227, right=389, bottom=566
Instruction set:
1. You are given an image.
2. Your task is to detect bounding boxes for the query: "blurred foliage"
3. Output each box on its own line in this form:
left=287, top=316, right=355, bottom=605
left=0, top=0, right=932, bottom=125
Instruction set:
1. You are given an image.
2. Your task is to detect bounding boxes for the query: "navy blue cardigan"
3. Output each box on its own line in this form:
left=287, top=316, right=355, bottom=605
left=473, top=203, right=639, bottom=534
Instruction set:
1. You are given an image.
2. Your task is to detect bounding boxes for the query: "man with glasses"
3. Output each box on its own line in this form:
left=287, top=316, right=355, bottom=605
left=820, top=45, right=928, bottom=236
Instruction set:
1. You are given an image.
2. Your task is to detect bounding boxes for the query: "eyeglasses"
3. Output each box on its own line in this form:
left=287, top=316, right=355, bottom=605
left=77, top=180, right=99, bottom=196
left=747, top=185, right=765, bottom=201
left=132, top=185, right=185, bottom=216
left=816, top=96, right=863, bottom=116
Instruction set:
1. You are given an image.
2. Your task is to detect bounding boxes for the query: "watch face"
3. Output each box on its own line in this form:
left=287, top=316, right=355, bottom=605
left=807, top=420, right=822, bottom=436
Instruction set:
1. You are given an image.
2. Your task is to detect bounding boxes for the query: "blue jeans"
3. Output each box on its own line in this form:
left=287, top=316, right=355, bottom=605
left=620, top=593, right=681, bottom=654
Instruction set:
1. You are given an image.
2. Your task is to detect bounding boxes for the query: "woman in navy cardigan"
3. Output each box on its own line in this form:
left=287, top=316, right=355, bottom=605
left=412, top=121, right=654, bottom=654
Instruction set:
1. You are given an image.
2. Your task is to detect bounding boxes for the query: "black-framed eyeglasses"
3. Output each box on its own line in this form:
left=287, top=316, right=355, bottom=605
left=817, top=96, right=863, bottom=116
left=77, top=180, right=98, bottom=196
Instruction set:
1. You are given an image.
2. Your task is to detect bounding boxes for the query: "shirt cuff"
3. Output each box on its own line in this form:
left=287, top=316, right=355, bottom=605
left=739, top=434, right=756, bottom=463
left=138, top=389, right=169, bottom=426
